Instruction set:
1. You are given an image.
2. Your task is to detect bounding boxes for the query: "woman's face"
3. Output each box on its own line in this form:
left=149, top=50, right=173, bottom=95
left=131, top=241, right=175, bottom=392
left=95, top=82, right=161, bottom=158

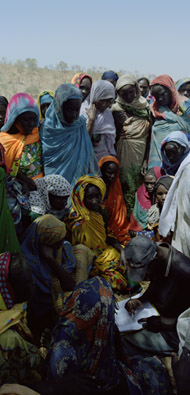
left=94, top=98, right=113, bottom=113
left=84, top=184, right=102, bottom=212
left=48, top=193, right=69, bottom=211
left=41, top=102, right=50, bottom=118
left=80, top=78, right=92, bottom=102
left=144, top=174, right=157, bottom=194
left=15, top=111, right=38, bottom=135
left=101, top=162, right=118, bottom=185
left=164, top=142, right=185, bottom=163
left=156, top=184, right=168, bottom=207
left=138, top=79, right=149, bottom=97
left=62, top=99, right=81, bottom=123
left=118, top=84, right=136, bottom=103
left=178, top=82, right=190, bottom=98
left=150, top=84, right=172, bottom=107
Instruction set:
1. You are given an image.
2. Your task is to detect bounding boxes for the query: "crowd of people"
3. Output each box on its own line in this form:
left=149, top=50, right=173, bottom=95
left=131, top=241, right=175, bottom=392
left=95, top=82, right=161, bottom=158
left=0, top=70, right=190, bottom=394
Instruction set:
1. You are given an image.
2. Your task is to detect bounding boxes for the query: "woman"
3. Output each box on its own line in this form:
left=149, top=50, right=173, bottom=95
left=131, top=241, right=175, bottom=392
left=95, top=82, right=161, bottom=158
left=0, top=93, right=43, bottom=179
left=137, top=77, right=153, bottom=104
left=111, top=74, right=150, bottom=213
left=0, top=252, right=40, bottom=385
left=148, top=74, right=190, bottom=168
left=82, top=80, right=116, bottom=161
left=176, top=77, right=190, bottom=99
left=67, top=175, right=129, bottom=292
left=37, top=90, right=54, bottom=121
left=99, top=156, right=130, bottom=246
left=71, top=72, right=92, bottom=103
left=21, top=214, right=94, bottom=341
left=129, top=167, right=164, bottom=235
left=159, top=131, right=190, bottom=257
left=40, top=84, right=99, bottom=187
left=147, top=175, right=173, bottom=241
left=0, top=96, right=8, bottom=129
left=0, top=150, right=21, bottom=254
left=29, top=174, right=72, bottom=220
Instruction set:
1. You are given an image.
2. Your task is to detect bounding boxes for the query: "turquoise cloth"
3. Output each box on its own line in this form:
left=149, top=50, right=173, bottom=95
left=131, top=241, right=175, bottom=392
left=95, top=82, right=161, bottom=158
left=40, top=84, right=99, bottom=186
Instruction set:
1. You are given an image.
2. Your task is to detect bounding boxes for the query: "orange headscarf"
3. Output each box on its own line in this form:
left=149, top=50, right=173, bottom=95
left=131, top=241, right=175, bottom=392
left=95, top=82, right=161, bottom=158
left=150, top=74, right=179, bottom=119
left=0, top=127, right=43, bottom=179
left=99, top=156, right=130, bottom=245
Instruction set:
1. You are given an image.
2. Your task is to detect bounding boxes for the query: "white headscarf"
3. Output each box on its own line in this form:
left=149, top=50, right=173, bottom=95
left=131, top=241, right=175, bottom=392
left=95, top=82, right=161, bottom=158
left=29, top=175, right=72, bottom=217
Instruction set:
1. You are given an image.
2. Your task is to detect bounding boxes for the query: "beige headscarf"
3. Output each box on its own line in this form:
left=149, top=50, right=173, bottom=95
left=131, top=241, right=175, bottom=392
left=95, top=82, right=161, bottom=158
left=114, top=74, right=148, bottom=111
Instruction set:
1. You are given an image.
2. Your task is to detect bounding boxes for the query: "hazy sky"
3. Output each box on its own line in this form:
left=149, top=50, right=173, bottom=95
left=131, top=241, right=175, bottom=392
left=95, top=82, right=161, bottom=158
left=2, top=0, right=190, bottom=81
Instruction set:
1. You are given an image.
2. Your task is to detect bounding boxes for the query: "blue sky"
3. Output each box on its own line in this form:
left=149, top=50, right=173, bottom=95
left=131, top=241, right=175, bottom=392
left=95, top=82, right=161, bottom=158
left=2, top=0, right=190, bottom=81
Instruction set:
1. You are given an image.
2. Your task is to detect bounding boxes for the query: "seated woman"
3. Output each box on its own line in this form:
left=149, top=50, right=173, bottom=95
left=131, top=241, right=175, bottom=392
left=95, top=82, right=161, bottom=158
left=128, top=167, right=163, bottom=237
left=176, top=77, right=190, bottom=99
left=29, top=174, right=72, bottom=220
left=148, top=74, right=190, bottom=168
left=71, top=72, right=92, bottom=105
left=0, top=252, right=40, bottom=385
left=101, top=70, right=119, bottom=87
left=0, top=96, right=8, bottom=128
left=99, top=156, right=130, bottom=246
left=0, top=93, right=43, bottom=179
left=159, top=131, right=190, bottom=257
left=111, top=74, right=151, bottom=214
left=67, top=175, right=130, bottom=292
left=21, top=214, right=94, bottom=342
left=40, top=84, right=99, bottom=187
left=147, top=175, right=173, bottom=241
left=37, top=90, right=54, bottom=122
left=81, top=80, right=116, bottom=161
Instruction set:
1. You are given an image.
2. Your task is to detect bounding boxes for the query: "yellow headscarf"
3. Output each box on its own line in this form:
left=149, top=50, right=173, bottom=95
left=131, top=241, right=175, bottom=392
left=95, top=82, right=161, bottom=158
left=37, top=90, right=54, bottom=119
left=67, top=175, right=107, bottom=254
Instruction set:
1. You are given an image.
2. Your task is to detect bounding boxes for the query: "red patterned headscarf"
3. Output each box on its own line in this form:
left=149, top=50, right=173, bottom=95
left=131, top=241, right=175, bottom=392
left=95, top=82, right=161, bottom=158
left=150, top=75, right=178, bottom=119
left=71, top=73, right=92, bottom=89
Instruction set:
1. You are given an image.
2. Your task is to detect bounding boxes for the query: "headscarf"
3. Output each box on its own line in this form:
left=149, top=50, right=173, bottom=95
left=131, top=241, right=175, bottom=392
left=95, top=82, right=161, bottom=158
left=150, top=75, right=179, bottom=118
left=0, top=167, right=21, bottom=255
left=37, top=90, right=54, bottom=119
left=21, top=214, right=67, bottom=315
left=101, top=70, right=119, bottom=82
left=115, top=74, right=148, bottom=114
left=99, top=156, right=130, bottom=245
left=90, top=80, right=115, bottom=104
left=154, top=175, right=174, bottom=195
left=176, top=77, right=190, bottom=92
left=161, top=130, right=190, bottom=175
left=40, top=84, right=99, bottom=185
left=29, top=174, right=71, bottom=217
left=71, top=73, right=92, bottom=89
left=1, top=93, right=39, bottom=132
left=67, top=175, right=107, bottom=252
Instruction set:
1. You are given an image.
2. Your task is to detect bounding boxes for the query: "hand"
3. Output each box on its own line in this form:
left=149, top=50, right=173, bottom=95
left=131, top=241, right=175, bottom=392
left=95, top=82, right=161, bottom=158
left=125, top=298, right=142, bottom=314
left=86, top=104, right=96, bottom=122
left=141, top=160, right=148, bottom=176
left=172, top=347, right=190, bottom=395
left=138, top=315, right=162, bottom=332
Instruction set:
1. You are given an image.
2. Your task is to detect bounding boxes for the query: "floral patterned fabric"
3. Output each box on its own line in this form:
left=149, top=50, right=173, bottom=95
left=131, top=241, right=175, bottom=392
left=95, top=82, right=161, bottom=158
left=20, top=142, right=43, bottom=178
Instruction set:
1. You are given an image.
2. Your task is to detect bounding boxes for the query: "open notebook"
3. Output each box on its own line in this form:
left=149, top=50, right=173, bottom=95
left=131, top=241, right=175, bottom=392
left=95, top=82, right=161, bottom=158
left=115, top=293, right=159, bottom=332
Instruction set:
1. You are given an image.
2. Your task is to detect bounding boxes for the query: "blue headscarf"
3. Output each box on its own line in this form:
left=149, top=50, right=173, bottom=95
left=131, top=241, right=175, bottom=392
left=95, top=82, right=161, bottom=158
left=40, top=84, right=99, bottom=186
left=101, top=70, right=119, bottom=82
left=176, top=77, right=190, bottom=92
left=161, top=131, right=190, bottom=175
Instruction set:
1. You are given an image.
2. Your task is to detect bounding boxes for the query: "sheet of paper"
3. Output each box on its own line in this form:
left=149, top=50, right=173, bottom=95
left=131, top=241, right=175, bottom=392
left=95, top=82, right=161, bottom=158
left=115, top=293, right=159, bottom=332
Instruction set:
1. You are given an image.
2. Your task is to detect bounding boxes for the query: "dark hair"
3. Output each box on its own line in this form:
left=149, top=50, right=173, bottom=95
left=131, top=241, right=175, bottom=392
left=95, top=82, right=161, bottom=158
left=137, top=77, right=150, bottom=86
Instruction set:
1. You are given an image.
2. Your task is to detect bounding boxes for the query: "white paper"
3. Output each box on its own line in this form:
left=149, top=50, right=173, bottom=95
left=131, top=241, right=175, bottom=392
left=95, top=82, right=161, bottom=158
left=115, top=293, right=159, bottom=332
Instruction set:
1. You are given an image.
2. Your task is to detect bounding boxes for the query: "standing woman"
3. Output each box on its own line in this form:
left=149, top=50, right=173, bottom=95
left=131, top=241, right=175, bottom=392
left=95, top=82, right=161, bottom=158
left=82, top=80, right=116, bottom=161
left=71, top=73, right=92, bottom=104
left=148, top=74, right=190, bottom=168
left=111, top=74, right=150, bottom=213
left=37, top=90, right=54, bottom=122
left=40, top=84, right=99, bottom=187
left=0, top=93, right=43, bottom=179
